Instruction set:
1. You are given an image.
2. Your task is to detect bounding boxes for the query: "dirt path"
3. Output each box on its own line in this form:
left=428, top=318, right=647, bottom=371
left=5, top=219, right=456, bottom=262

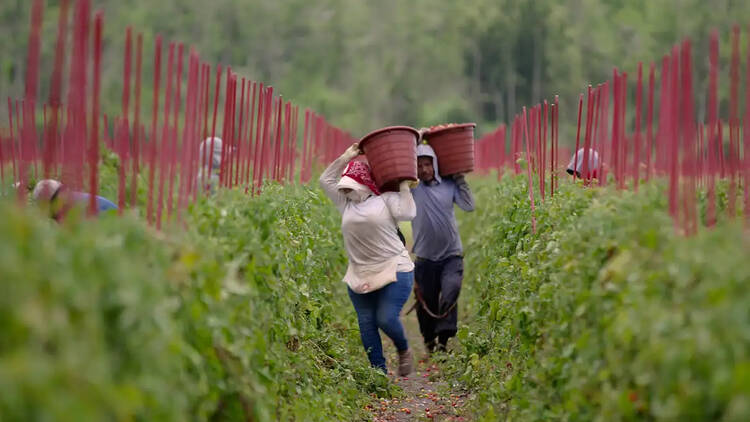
left=365, top=310, right=469, bottom=422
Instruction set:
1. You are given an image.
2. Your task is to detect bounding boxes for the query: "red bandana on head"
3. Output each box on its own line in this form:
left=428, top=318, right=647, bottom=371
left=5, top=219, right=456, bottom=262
left=342, top=161, right=381, bottom=195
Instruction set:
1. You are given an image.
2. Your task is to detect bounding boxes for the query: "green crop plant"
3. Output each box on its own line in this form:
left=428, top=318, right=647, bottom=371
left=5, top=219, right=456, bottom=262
left=448, top=175, right=750, bottom=421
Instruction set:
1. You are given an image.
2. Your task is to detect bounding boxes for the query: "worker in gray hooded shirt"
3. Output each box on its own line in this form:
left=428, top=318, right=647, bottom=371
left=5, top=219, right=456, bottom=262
left=410, top=142, right=475, bottom=353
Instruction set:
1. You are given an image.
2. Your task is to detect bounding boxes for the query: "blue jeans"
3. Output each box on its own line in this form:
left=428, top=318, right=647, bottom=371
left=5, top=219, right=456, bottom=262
left=347, top=271, right=414, bottom=371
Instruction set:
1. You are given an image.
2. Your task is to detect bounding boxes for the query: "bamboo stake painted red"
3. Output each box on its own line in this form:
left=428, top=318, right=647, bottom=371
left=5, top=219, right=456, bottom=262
left=284, top=103, right=295, bottom=182
left=118, top=26, right=132, bottom=212
left=591, top=87, right=602, bottom=180
left=582, top=86, right=594, bottom=183
left=146, top=35, right=162, bottom=226
left=536, top=104, right=543, bottom=197
left=301, top=109, right=310, bottom=183
left=251, top=84, right=266, bottom=193
left=16, top=100, right=29, bottom=201
left=235, top=78, right=247, bottom=188
left=179, top=52, right=199, bottom=217
left=611, top=72, right=621, bottom=187
left=667, top=49, right=679, bottom=225
left=272, top=96, right=284, bottom=181
left=24, top=0, right=44, bottom=105
left=67, top=0, right=90, bottom=190
left=728, top=25, right=740, bottom=218
left=634, top=62, right=643, bottom=191
left=598, top=83, right=610, bottom=186
left=573, top=94, right=584, bottom=181
left=166, top=43, right=184, bottom=219
left=680, top=39, right=697, bottom=235
left=87, top=11, right=102, bottom=215
left=7, top=98, right=17, bottom=183
left=541, top=101, right=548, bottom=196
left=204, top=64, right=222, bottom=191
left=130, top=33, right=143, bottom=207
left=115, top=118, right=128, bottom=215
left=549, top=105, right=554, bottom=194
left=744, top=24, right=750, bottom=226
left=190, top=63, right=208, bottom=200
left=243, top=81, right=257, bottom=187
left=554, top=95, right=560, bottom=192
left=218, top=68, right=233, bottom=188
left=656, top=56, right=670, bottom=176
left=223, top=72, right=237, bottom=188
left=522, top=107, right=537, bottom=234
left=188, top=60, right=206, bottom=201
left=156, top=43, right=175, bottom=229
left=706, top=30, right=719, bottom=227
left=698, top=123, right=705, bottom=189
left=44, top=0, right=69, bottom=179
left=619, top=72, right=628, bottom=190
left=289, top=105, right=299, bottom=182
left=646, top=62, right=655, bottom=181
left=254, top=86, right=273, bottom=193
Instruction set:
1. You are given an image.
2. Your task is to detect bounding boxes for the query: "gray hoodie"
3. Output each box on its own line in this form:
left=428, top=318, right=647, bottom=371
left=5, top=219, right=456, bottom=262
left=410, top=144, right=475, bottom=261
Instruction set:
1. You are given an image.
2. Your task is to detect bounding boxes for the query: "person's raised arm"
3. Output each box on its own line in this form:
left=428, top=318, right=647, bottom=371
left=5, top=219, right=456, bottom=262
left=453, top=174, right=475, bottom=212
left=383, top=180, right=417, bottom=221
left=319, top=143, right=361, bottom=210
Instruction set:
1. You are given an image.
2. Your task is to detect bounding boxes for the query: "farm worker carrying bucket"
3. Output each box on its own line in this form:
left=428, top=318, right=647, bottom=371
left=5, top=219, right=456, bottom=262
left=319, top=141, right=417, bottom=376
left=407, top=142, right=475, bottom=354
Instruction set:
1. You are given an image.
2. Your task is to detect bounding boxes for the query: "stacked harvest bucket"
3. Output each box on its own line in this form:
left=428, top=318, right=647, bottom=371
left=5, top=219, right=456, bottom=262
left=358, top=123, right=476, bottom=191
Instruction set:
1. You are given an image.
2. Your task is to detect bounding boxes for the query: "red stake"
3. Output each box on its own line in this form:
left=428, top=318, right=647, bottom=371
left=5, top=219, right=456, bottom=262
left=24, top=0, right=44, bottom=105
left=522, top=107, right=537, bottom=234
left=7, top=98, right=18, bottom=182
left=251, top=84, right=266, bottom=193
left=744, top=24, right=750, bottom=226
left=541, top=101, right=548, bottom=196
left=130, top=33, right=143, bottom=207
left=728, top=25, right=740, bottom=218
left=554, top=95, right=560, bottom=192
left=146, top=36, right=162, bottom=226
left=646, top=62, right=655, bottom=181
left=591, top=87, right=602, bottom=181
left=87, top=12, right=103, bottom=216
left=301, top=109, right=310, bottom=183
left=619, top=72, right=628, bottom=190
left=243, top=81, right=257, bottom=187
left=598, top=83, right=610, bottom=186
left=549, top=105, right=555, bottom=194
left=179, top=52, right=200, bottom=217
left=272, top=97, right=284, bottom=181
left=44, top=0, right=69, bottom=179
left=234, top=78, right=247, bottom=188
left=218, top=69, right=233, bottom=188
left=118, top=26, right=132, bottom=212
left=167, top=43, right=184, bottom=219
left=573, top=94, right=584, bottom=181
left=204, top=65, right=222, bottom=191
left=611, top=72, right=621, bottom=187
left=667, top=48, right=679, bottom=224
left=706, top=30, right=719, bottom=227
left=680, top=39, right=697, bottom=235
left=582, top=86, right=594, bottom=183
left=156, top=43, right=176, bottom=229
left=634, top=62, right=643, bottom=191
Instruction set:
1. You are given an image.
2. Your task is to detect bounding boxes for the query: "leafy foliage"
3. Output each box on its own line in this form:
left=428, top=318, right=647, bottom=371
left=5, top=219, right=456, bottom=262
left=0, top=184, right=393, bottom=421
left=2, top=0, right=748, bottom=136
left=450, top=175, right=750, bottom=420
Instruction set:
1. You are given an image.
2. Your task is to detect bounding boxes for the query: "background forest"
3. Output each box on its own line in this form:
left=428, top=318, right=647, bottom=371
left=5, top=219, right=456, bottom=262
left=2, top=0, right=749, bottom=140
